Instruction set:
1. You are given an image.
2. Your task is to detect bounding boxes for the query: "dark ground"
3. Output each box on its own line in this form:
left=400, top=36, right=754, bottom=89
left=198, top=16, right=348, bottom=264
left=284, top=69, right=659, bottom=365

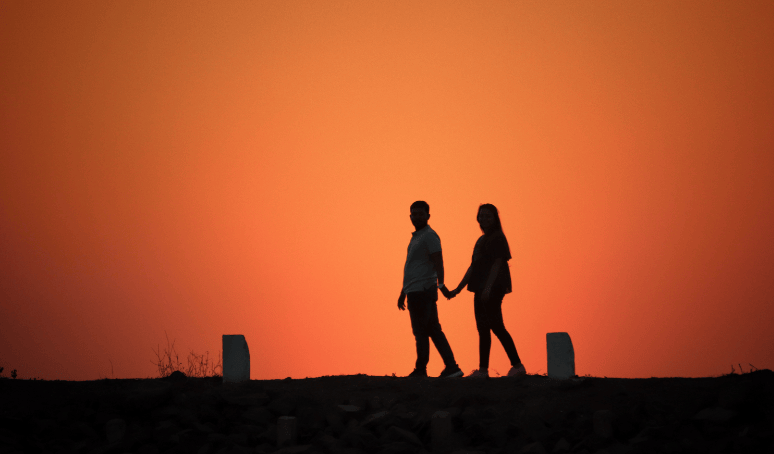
left=1, top=369, right=772, bottom=454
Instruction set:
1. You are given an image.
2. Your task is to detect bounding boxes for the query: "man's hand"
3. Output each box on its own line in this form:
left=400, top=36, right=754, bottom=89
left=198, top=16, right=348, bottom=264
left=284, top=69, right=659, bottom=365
left=440, top=286, right=453, bottom=300
left=398, top=292, right=406, bottom=311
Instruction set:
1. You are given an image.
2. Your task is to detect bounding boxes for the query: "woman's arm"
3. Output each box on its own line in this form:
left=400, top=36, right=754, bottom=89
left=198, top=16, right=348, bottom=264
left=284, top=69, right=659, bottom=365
left=452, top=265, right=473, bottom=295
left=482, top=258, right=504, bottom=300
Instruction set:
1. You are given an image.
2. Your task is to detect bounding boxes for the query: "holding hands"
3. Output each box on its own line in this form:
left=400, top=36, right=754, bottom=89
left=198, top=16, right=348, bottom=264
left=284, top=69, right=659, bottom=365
left=399, top=285, right=459, bottom=311
left=441, top=285, right=462, bottom=300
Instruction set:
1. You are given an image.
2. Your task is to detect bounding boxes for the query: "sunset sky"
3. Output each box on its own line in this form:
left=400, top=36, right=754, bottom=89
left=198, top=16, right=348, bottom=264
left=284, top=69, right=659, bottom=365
left=2, top=1, right=773, bottom=381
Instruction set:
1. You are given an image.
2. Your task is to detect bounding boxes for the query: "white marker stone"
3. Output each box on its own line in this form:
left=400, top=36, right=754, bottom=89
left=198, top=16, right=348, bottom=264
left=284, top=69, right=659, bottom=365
left=431, top=410, right=454, bottom=453
left=105, top=418, right=127, bottom=444
left=277, top=416, right=297, bottom=447
left=222, top=334, right=250, bottom=383
left=546, top=332, right=575, bottom=379
left=593, top=409, right=614, bottom=438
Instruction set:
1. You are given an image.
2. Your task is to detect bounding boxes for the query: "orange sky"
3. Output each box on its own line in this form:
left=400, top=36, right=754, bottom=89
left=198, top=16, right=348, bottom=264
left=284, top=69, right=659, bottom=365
left=2, top=1, right=773, bottom=381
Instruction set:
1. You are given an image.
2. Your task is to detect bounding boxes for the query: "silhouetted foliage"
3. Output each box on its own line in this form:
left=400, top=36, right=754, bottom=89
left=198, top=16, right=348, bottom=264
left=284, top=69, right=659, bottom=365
left=151, top=331, right=222, bottom=378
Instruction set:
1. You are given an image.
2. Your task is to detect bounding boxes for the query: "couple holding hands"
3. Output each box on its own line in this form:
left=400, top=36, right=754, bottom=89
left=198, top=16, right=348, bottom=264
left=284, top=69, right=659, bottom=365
left=398, top=201, right=526, bottom=379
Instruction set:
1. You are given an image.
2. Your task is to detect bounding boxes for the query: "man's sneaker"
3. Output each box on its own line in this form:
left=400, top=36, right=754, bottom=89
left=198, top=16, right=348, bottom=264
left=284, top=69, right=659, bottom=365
left=438, top=366, right=464, bottom=378
left=465, top=369, right=489, bottom=378
left=407, top=368, right=427, bottom=378
left=507, top=363, right=527, bottom=377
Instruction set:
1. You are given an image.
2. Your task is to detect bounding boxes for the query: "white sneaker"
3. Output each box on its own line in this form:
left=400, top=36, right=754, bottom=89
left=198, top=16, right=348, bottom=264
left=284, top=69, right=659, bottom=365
left=465, top=369, right=489, bottom=378
left=507, top=364, right=526, bottom=377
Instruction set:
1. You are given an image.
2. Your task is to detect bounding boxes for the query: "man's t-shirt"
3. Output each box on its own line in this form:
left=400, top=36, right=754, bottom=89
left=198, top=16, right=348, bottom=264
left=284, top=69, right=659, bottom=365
left=403, top=225, right=442, bottom=293
left=467, top=230, right=512, bottom=295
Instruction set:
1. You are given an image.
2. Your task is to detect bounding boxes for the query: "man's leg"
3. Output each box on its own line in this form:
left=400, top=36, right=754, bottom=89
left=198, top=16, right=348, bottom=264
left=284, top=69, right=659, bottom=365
left=407, top=294, right=430, bottom=372
left=424, top=290, right=458, bottom=369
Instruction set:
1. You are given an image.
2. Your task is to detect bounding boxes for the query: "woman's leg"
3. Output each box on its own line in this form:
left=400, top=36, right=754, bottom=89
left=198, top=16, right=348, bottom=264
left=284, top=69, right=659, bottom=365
left=486, top=294, right=522, bottom=367
left=473, top=292, right=492, bottom=370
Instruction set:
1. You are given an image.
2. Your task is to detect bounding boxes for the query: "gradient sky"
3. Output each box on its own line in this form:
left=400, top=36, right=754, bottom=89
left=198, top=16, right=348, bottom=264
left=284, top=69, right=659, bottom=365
left=2, top=1, right=773, bottom=381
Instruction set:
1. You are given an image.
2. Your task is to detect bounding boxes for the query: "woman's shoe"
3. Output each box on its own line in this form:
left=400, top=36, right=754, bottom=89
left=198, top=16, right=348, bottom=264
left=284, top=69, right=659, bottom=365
left=507, top=364, right=526, bottom=377
left=465, top=369, right=489, bottom=378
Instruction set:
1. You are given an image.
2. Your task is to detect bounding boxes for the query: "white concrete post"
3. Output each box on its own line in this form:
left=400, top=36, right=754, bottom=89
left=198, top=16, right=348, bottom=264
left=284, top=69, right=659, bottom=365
left=431, top=410, right=454, bottom=453
left=277, top=416, right=297, bottom=447
left=222, top=334, right=250, bottom=383
left=547, top=332, right=575, bottom=379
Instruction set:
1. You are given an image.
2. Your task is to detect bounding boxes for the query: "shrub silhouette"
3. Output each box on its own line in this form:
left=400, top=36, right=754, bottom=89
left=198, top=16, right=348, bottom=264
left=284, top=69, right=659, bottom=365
left=151, top=331, right=222, bottom=378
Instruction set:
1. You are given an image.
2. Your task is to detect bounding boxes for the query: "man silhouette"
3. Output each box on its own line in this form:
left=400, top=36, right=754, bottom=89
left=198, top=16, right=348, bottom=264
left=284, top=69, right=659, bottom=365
left=398, top=201, right=463, bottom=378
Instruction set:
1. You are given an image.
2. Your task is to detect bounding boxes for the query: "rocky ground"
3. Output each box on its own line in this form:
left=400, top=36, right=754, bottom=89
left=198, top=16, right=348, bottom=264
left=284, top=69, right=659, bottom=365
left=0, top=369, right=772, bottom=454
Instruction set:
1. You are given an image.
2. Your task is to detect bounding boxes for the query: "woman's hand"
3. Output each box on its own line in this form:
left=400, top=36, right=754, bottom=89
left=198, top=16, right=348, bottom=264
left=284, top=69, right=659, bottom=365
left=481, top=287, right=491, bottom=302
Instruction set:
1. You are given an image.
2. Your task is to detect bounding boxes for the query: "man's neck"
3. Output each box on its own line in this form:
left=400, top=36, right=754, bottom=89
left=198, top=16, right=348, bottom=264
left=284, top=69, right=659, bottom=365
left=414, top=224, right=428, bottom=232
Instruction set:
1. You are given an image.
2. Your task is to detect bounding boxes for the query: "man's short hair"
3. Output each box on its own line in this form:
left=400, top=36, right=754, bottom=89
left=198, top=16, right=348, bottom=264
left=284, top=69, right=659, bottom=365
left=410, top=200, right=429, bottom=214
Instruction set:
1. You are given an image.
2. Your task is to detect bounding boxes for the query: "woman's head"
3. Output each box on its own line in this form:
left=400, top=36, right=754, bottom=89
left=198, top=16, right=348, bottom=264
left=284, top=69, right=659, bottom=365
left=477, top=203, right=502, bottom=234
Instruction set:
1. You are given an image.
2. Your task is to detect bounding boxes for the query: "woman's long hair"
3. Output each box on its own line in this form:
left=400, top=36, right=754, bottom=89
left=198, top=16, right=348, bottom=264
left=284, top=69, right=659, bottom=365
left=477, top=203, right=503, bottom=234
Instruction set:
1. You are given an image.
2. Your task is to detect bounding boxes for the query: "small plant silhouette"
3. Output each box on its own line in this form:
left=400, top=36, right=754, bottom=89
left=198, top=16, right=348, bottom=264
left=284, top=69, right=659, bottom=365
left=725, top=363, right=758, bottom=376
left=151, top=331, right=222, bottom=378
left=97, top=359, right=116, bottom=380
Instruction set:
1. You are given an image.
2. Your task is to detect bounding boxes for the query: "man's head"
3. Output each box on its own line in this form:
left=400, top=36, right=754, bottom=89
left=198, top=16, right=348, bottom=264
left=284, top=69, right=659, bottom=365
left=410, top=200, right=430, bottom=231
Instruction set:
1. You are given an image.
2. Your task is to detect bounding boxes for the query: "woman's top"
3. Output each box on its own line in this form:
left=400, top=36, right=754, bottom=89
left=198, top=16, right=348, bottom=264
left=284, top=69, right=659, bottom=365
left=467, top=230, right=512, bottom=295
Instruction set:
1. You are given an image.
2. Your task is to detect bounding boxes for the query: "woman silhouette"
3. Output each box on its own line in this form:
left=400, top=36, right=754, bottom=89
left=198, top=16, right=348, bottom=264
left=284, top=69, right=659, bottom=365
left=450, top=204, right=526, bottom=378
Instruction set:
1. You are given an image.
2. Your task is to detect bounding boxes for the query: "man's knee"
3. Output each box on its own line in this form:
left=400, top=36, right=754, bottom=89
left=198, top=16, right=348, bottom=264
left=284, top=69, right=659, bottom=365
left=427, top=321, right=444, bottom=337
left=411, top=323, right=428, bottom=338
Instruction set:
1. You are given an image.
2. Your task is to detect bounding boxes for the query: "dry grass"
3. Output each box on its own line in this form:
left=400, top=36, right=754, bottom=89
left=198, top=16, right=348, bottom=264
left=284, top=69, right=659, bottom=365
left=0, top=355, right=761, bottom=381
left=0, top=367, right=17, bottom=379
left=150, top=331, right=222, bottom=378
left=722, top=363, right=759, bottom=377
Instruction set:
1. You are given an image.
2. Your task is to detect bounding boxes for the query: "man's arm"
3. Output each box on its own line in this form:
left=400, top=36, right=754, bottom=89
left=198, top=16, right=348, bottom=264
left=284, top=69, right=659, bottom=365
left=429, top=251, right=451, bottom=298
left=398, top=290, right=406, bottom=311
